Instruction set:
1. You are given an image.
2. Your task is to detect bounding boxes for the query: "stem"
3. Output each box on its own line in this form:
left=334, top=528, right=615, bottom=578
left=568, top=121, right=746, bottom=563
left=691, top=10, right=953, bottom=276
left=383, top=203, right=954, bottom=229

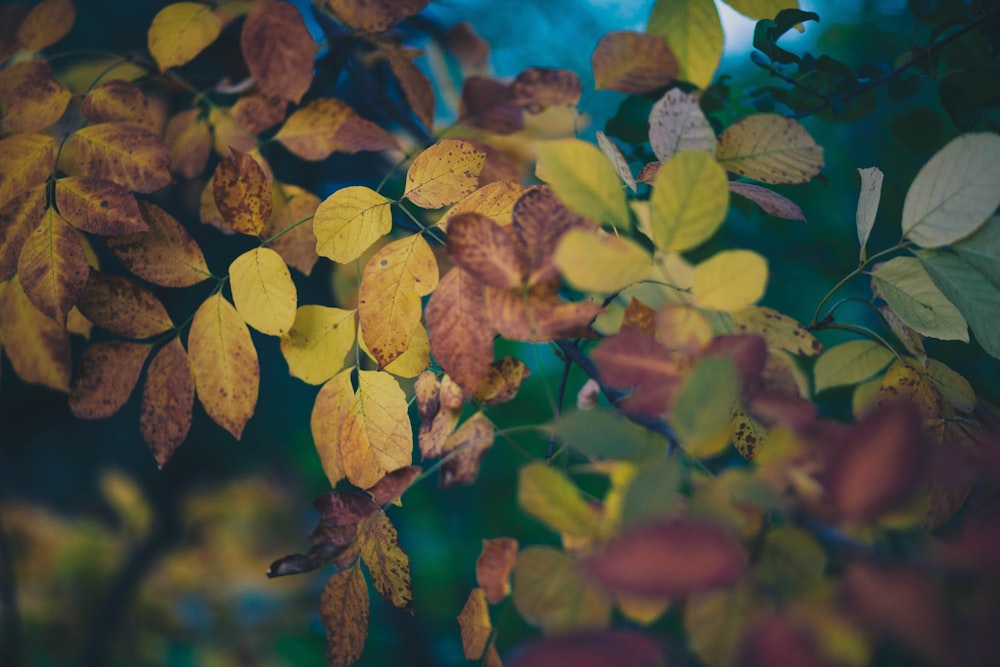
left=547, top=345, right=575, bottom=459
left=261, top=214, right=314, bottom=246
left=824, top=322, right=905, bottom=363
left=394, top=203, right=446, bottom=245
left=810, top=242, right=906, bottom=328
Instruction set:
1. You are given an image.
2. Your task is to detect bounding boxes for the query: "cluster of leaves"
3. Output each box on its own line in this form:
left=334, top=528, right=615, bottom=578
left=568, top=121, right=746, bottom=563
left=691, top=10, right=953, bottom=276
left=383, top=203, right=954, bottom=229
left=2, top=0, right=1000, bottom=666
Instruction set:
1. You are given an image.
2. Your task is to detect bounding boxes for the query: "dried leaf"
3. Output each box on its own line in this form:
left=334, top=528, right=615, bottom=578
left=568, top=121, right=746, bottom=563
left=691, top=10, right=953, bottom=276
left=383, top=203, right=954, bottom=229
left=229, top=247, right=297, bottom=336
left=441, top=181, right=525, bottom=231
left=313, top=186, right=393, bottom=263
left=0, top=275, right=71, bottom=391
left=487, top=282, right=602, bottom=342
left=76, top=269, right=172, bottom=339
left=648, top=88, right=716, bottom=162
left=0, top=186, right=46, bottom=281
left=213, top=148, right=272, bottom=235
left=275, top=98, right=398, bottom=160
left=188, top=293, right=259, bottom=439
left=622, top=298, right=658, bottom=336
left=366, top=465, right=421, bottom=506
left=728, top=182, right=806, bottom=222
left=73, top=122, right=171, bottom=193
left=0, top=60, right=71, bottom=134
left=425, top=266, right=494, bottom=396
left=340, top=370, right=413, bottom=489
left=282, top=306, right=355, bottom=385
left=0, top=133, right=56, bottom=208
left=716, top=114, right=824, bottom=184
left=311, top=369, right=354, bottom=488
left=165, top=109, right=211, bottom=179
left=148, top=2, right=222, bottom=70
left=325, top=0, right=429, bottom=32
left=321, top=567, right=370, bottom=667
left=592, top=31, right=677, bottom=94
left=446, top=212, right=524, bottom=289
left=358, top=510, right=413, bottom=612
left=692, top=250, right=768, bottom=312
left=440, top=412, right=494, bottom=488
left=241, top=0, right=315, bottom=103
left=591, top=330, right=684, bottom=416
left=477, top=538, right=518, bottom=604
left=105, top=201, right=210, bottom=287
left=474, top=357, right=529, bottom=405
left=17, top=207, right=88, bottom=324
left=458, top=588, right=493, bottom=660
left=17, top=0, right=74, bottom=51
left=69, top=341, right=150, bottom=419
left=730, top=306, right=821, bottom=356
left=55, top=177, right=148, bottom=235
left=82, top=79, right=153, bottom=127
left=514, top=546, right=611, bottom=633
left=404, top=139, right=485, bottom=209
left=510, top=67, right=582, bottom=113
left=458, top=76, right=523, bottom=134
left=141, top=339, right=195, bottom=467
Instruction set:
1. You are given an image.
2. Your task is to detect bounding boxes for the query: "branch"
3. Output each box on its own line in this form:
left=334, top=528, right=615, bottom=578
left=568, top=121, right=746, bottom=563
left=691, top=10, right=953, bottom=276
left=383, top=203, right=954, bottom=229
left=0, top=512, right=21, bottom=667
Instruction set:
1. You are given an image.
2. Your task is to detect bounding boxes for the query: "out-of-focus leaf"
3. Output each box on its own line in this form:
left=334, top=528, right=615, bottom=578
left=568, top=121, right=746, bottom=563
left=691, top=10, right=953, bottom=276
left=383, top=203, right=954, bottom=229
left=325, top=0, right=429, bottom=32
left=147, top=2, right=222, bottom=70
left=458, top=588, right=493, bottom=660
left=165, top=109, right=211, bottom=179
left=0, top=276, right=71, bottom=391
left=648, top=89, right=716, bottom=162
left=672, top=356, right=740, bottom=458
left=514, top=546, right=612, bottom=633
left=518, top=462, right=600, bottom=539
left=555, top=408, right=669, bottom=462
left=508, top=631, right=663, bottom=667
left=0, top=60, right=71, bottom=134
left=477, top=537, right=518, bottom=604
left=554, top=229, right=651, bottom=293
left=647, top=0, right=723, bottom=88
left=69, top=341, right=150, bottom=419
left=692, top=249, right=768, bottom=312
left=813, top=340, right=894, bottom=393
left=358, top=510, right=413, bottom=612
left=240, top=0, right=314, bottom=103
left=953, top=216, right=1000, bottom=288
left=535, top=138, right=631, bottom=230
left=510, top=68, right=582, bottom=113
left=592, top=31, right=677, bottom=94
left=595, top=131, right=637, bottom=192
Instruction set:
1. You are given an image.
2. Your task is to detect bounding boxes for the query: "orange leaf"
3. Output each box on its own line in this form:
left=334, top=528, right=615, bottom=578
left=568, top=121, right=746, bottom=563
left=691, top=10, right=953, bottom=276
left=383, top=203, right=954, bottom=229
left=621, top=297, right=657, bottom=336
left=188, top=293, right=259, bottom=439
left=358, top=510, right=413, bottom=612
left=0, top=133, right=56, bottom=207
left=366, top=465, right=421, bottom=506
left=165, top=109, right=211, bottom=179
left=141, top=339, right=195, bottom=467
left=487, top=283, right=602, bottom=342
left=17, top=207, right=88, bottom=324
left=321, top=567, right=370, bottom=667
left=105, top=201, right=210, bottom=287
left=384, top=47, right=434, bottom=129
left=325, top=0, right=429, bottom=32
left=441, top=181, right=525, bottom=231
left=69, top=341, right=151, bottom=419
left=0, top=185, right=46, bottom=281
left=16, top=0, right=74, bottom=51
left=264, top=184, right=320, bottom=275
left=275, top=98, right=398, bottom=161
left=213, top=147, right=272, bottom=236
left=82, top=79, right=153, bottom=127
left=510, top=67, right=582, bottom=113
left=592, top=31, right=677, bottom=94
left=474, top=356, right=530, bottom=405
left=477, top=537, right=518, bottom=604
left=76, top=269, right=173, bottom=339
left=311, top=369, right=354, bottom=488
left=0, top=59, right=71, bottom=134
left=457, top=588, right=493, bottom=660
left=241, top=0, right=315, bottom=103
left=55, top=176, right=148, bottom=235
left=425, top=267, right=494, bottom=396
left=404, top=139, right=485, bottom=209
left=0, top=275, right=71, bottom=391
left=446, top=212, right=525, bottom=288
left=73, top=123, right=171, bottom=193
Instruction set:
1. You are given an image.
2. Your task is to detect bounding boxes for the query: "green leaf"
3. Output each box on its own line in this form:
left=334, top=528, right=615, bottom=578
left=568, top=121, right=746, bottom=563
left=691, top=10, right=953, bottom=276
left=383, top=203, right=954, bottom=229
left=916, top=248, right=1000, bottom=359
left=901, top=133, right=1000, bottom=248
left=953, top=216, right=1000, bottom=288
left=649, top=151, right=730, bottom=252
left=517, top=462, right=600, bottom=539
left=647, top=0, right=723, bottom=89
left=872, top=256, right=968, bottom=342
left=925, top=359, right=975, bottom=412
left=671, top=356, right=739, bottom=458
left=752, top=525, right=826, bottom=599
left=535, top=138, right=631, bottom=230
left=513, top=546, right=611, bottom=633
left=554, top=409, right=669, bottom=462
left=813, top=340, right=895, bottom=393
left=621, top=455, right=683, bottom=527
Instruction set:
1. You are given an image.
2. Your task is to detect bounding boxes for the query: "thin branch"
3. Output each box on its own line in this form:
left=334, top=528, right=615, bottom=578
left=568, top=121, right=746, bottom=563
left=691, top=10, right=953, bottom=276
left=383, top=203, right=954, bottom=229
left=547, top=346, right=575, bottom=459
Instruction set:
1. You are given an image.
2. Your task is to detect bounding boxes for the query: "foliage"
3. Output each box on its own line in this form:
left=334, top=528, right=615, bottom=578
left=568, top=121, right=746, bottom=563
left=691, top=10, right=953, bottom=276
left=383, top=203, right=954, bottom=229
left=2, top=0, right=1000, bottom=666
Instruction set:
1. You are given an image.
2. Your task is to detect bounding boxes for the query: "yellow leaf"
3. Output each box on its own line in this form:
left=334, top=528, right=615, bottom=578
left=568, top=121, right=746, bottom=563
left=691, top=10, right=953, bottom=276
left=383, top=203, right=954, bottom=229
left=649, top=151, right=729, bottom=252
left=148, top=2, right=222, bottom=71
left=440, top=181, right=525, bottom=231
left=813, top=340, right=894, bottom=394
left=55, top=176, right=148, bottom=235
left=213, top=148, right=272, bottom=236
left=141, top=339, right=195, bottom=468
left=925, top=358, right=975, bottom=413
left=264, top=184, right=320, bottom=275
left=275, top=98, right=398, bottom=161
left=425, top=267, right=494, bottom=396
left=0, top=275, right=71, bottom=391
left=311, top=369, right=354, bottom=488
left=229, top=247, right=297, bottom=336
left=82, top=80, right=154, bottom=127
left=0, top=60, right=71, bottom=134
left=730, top=306, right=822, bottom=356
left=617, top=594, right=669, bottom=626
left=474, top=356, right=530, bottom=405
left=207, top=105, right=257, bottom=155
left=321, top=567, right=370, bottom=667
left=326, top=0, right=429, bottom=33
left=0, top=186, right=47, bottom=281
left=592, top=30, right=677, bottom=95
left=513, top=546, right=611, bottom=633
left=716, top=114, right=824, bottom=184
left=358, top=510, right=413, bottom=612
left=281, top=305, right=355, bottom=385
left=656, top=302, right=713, bottom=354
left=73, top=122, right=172, bottom=193
left=76, top=269, right=173, bottom=339
left=877, top=360, right=942, bottom=422
left=340, top=370, right=413, bottom=488
left=0, top=133, right=56, bottom=208
left=535, top=138, right=630, bottom=230
left=240, top=0, right=315, bottom=103
left=457, top=588, right=492, bottom=660
left=313, top=186, right=393, bottom=263
left=360, top=321, right=430, bottom=378
left=724, top=0, right=801, bottom=20
left=685, top=583, right=755, bottom=667
left=647, top=0, right=723, bottom=89
left=16, top=0, right=74, bottom=51
left=68, top=341, right=150, bottom=419
left=554, top=229, right=651, bottom=293
left=358, top=234, right=438, bottom=367
left=188, top=293, right=259, bottom=439
left=105, top=201, right=210, bottom=288
left=693, top=249, right=768, bottom=311
left=731, top=407, right=767, bottom=460
left=518, top=462, right=601, bottom=541
left=17, top=207, right=88, bottom=324
left=404, top=139, right=485, bottom=209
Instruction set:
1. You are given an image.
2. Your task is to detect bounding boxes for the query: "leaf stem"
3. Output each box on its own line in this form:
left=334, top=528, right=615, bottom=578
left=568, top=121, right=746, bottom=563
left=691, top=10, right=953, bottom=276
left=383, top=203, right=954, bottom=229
left=824, top=322, right=905, bottom=363
left=810, top=242, right=906, bottom=328
left=260, top=214, right=314, bottom=246
left=393, top=202, right=446, bottom=245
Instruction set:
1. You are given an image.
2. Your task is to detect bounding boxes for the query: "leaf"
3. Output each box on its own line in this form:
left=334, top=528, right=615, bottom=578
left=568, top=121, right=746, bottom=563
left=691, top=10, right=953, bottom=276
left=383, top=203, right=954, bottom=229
left=281, top=306, right=355, bottom=385
left=953, top=217, right=1000, bottom=288
left=648, top=89, right=716, bottom=162
left=0, top=275, right=71, bottom=391
left=872, top=256, right=968, bottom=341
left=73, top=123, right=171, bottom=193
left=595, top=131, right=636, bottom=192
left=692, top=249, right=768, bottom=311
left=404, top=140, right=485, bottom=209
left=730, top=306, right=821, bottom=356
left=474, top=356, right=530, bottom=405
left=622, top=297, right=658, bottom=336
left=325, top=0, right=429, bottom=32
left=82, top=80, right=153, bottom=127
left=264, top=184, right=320, bottom=275
left=55, top=177, right=147, bottom=235
left=813, top=340, right=895, bottom=393
left=188, top=293, right=259, bottom=439
left=165, top=109, right=211, bottom=179
left=514, top=546, right=612, bottom=633
left=554, top=229, right=651, bottom=293
left=340, top=370, right=413, bottom=489
left=511, top=186, right=598, bottom=286
left=16, top=0, right=74, bottom=51
left=358, top=234, right=438, bottom=367
left=477, top=538, right=518, bottom=604
left=228, top=247, right=297, bottom=336
left=715, top=114, right=824, bottom=184
left=458, top=76, right=523, bottom=135
left=621, top=455, right=683, bottom=527
left=363, top=321, right=430, bottom=378
left=440, top=412, right=494, bottom=488
left=68, top=341, right=151, bottom=419
left=240, top=0, right=315, bottom=103
left=877, top=360, right=941, bottom=422
left=518, top=462, right=600, bottom=539
left=147, top=2, right=222, bottom=70
left=105, top=201, right=210, bottom=287
left=487, top=283, right=603, bottom=342
left=685, top=584, right=755, bottom=667
left=0, top=60, right=71, bottom=134
left=458, top=588, right=493, bottom=660
left=902, top=133, right=1000, bottom=248
left=0, top=133, right=56, bottom=208
left=672, top=356, right=740, bottom=458
left=212, top=148, right=272, bottom=236
left=0, top=186, right=46, bottom=281
left=425, top=267, right=494, bottom=395
left=724, top=0, right=802, bottom=19
left=728, top=182, right=806, bottom=222
left=383, top=47, right=435, bottom=130
left=925, top=359, right=975, bottom=412
left=141, top=339, right=195, bottom=467
left=275, top=98, right=398, bottom=161
left=856, top=167, right=883, bottom=260
left=585, top=519, right=746, bottom=597
left=313, top=186, right=393, bottom=264
left=321, top=567, right=370, bottom=667
left=649, top=151, right=729, bottom=252
left=17, top=207, right=88, bottom=324
left=508, top=631, right=663, bottom=667
left=534, top=138, right=630, bottom=230
left=416, top=372, right=462, bottom=459
left=358, top=510, right=413, bottom=612
left=311, top=370, right=354, bottom=488
left=76, top=269, right=172, bottom=339
left=447, top=212, right=524, bottom=289
left=591, top=330, right=684, bottom=416
left=510, top=68, right=582, bottom=113
left=555, top=408, right=669, bottom=462
left=592, top=31, right=677, bottom=94
left=647, top=0, right=723, bottom=88
left=440, top=181, right=525, bottom=231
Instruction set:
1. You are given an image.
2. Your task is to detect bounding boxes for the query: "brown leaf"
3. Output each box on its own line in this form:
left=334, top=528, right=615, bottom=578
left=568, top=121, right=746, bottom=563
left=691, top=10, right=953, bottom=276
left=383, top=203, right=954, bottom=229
left=76, top=269, right=172, bottom=339
left=264, top=184, right=320, bottom=275
left=511, top=186, right=597, bottom=286
left=55, top=176, right=148, bottom=235
left=325, top=0, right=429, bottom=32
left=0, top=59, right=71, bottom=134
left=621, top=297, right=657, bottom=336
left=592, top=31, right=677, bottom=94
left=441, top=181, right=525, bottom=231
left=315, top=489, right=380, bottom=528
left=241, top=0, right=315, bottom=103
left=358, top=510, right=413, bottom=612
left=0, top=275, right=71, bottom=391
left=474, top=140, right=524, bottom=186
left=73, top=122, right=171, bottom=193
left=474, top=356, right=530, bottom=405
left=384, top=48, right=434, bottom=130
left=488, top=282, right=602, bottom=342
left=81, top=79, right=153, bottom=127
left=458, top=588, right=494, bottom=660
left=105, top=201, right=210, bottom=287
left=591, top=330, right=684, bottom=416
left=16, top=0, right=74, bottom=51
left=0, top=133, right=56, bottom=208
left=637, top=162, right=661, bottom=184
left=275, top=97, right=398, bottom=161
left=729, top=182, right=806, bottom=222
left=17, top=207, right=88, bottom=324
left=164, top=109, right=211, bottom=179
left=440, top=412, right=494, bottom=488
left=425, top=266, right=494, bottom=396
left=442, top=22, right=489, bottom=75
left=0, top=185, right=46, bottom=281
left=585, top=519, right=746, bottom=597
left=68, top=341, right=151, bottom=419
left=141, top=339, right=195, bottom=467
left=231, top=91, right=288, bottom=133
left=447, top=212, right=525, bottom=289
left=321, top=567, right=370, bottom=667
left=476, top=537, right=518, bottom=604
left=458, top=76, right=523, bottom=134
left=508, top=631, right=663, bottom=667
left=367, top=465, right=421, bottom=506
left=416, top=372, right=461, bottom=459
left=212, top=147, right=272, bottom=236
left=737, top=614, right=833, bottom=667
left=704, top=334, right=768, bottom=383
left=510, top=67, right=582, bottom=114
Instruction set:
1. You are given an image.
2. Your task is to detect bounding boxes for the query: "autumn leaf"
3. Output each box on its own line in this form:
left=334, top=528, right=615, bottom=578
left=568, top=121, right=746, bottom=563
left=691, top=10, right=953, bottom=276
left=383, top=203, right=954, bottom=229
left=415, top=371, right=461, bottom=459
left=510, top=67, right=582, bottom=113
left=241, top=0, right=315, bottom=103
left=477, top=538, right=518, bottom=604
left=672, top=356, right=740, bottom=458
left=647, top=89, right=716, bottom=164
left=313, top=186, right=393, bottom=263
left=361, top=322, right=430, bottom=378
left=105, top=201, right=210, bottom=287
left=856, top=166, right=884, bottom=259
left=591, top=330, right=685, bottom=416
left=458, top=588, right=494, bottom=660
left=730, top=306, right=821, bottom=356
left=275, top=98, right=398, bottom=161
left=728, top=182, right=806, bottom=222
left=358, top=234, right=438, bottom=367
left=592, top=31, right=677, bottom=94
left=381, top=46, right=435, bottom=130
left=514, top=546, right=611, bottom=633
left=141, top=339, right=195, bottom=467
left=76, top=269, right=173, bottom=339
left=228, top=247, right=297, bottom=336
left=647, top=0, right=723, bottom=88
left=73, top=123, right=172, bottom=193
left=188, top=293, right=259, bottom=439
left=692, top=249, right=768, bottom=312
left=264, top=184, right=320, bottom=275
left=715, top=114, right=824, bottom=184
left=508, top=631, right=663, bottom=667
left=321, top=567, right=370, bottom=667
left=311, top=369, right=354, bottom=487
left=458, top=76, right=523, bottom=134
left=282, top=306, right=355, bottom=385
left=425, top=267, right=494, bottom=396
left=813, top=340, right=895, bottom=393
left=684, top=583, right=755, bottom=667
left=340, top=370, right=413, bottom=489
left=69, top=341, right=151, bottom=419
left=165, top=109, right=211, bottom=179
left=487, top=282, right=602, bottom=342
left=0, top=60, right=71, bottom=134
left=446, top=212, right=524, bottom=289
left=213, top=148, right=272, bottom=236
left=358, top=510, right=413, bottom=612
left=0, top=186, right=46, bottom=281
left=511, top=186, right=597, bottom=286
left=518, top=462, right=601, bottom=540
left=82, top=79, right=153, bottom=127
left=55, top=177, right=148, bottom=235
left=326, top=0, right=430, bottom=32
left=17, top=207, right=89, bottom=324
left=535, top=138, right=630, bottom=230
left=0, top=133, right=56, bottom=207
left=440, top=412, right=494, bottom=488
left=404, top=139, right=485, bottom=209
left=17, top=0, right=74, bottom=51
left=0, top=275, right=71, bottom=391
left=474, top=357, right=530, bottom=405
left=147, top=2, right=222, bottom=70
left=595, top=132, right=636, bottom=192
left=440, top=181, right=525, bottom=231
left=554, top=229, right=651, bottom=293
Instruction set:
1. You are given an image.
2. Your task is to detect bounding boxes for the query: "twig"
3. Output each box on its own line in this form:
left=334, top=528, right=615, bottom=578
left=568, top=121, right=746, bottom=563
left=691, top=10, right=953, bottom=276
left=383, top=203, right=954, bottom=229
left=547, top=346, right=575, bottom=459
left=0, top=512, right=21, bottom=667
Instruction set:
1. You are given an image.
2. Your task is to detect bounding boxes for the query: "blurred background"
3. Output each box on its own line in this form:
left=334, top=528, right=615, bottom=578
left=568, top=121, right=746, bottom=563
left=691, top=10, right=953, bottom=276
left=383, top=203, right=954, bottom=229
left=2, top=1, right=998, bottom=666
